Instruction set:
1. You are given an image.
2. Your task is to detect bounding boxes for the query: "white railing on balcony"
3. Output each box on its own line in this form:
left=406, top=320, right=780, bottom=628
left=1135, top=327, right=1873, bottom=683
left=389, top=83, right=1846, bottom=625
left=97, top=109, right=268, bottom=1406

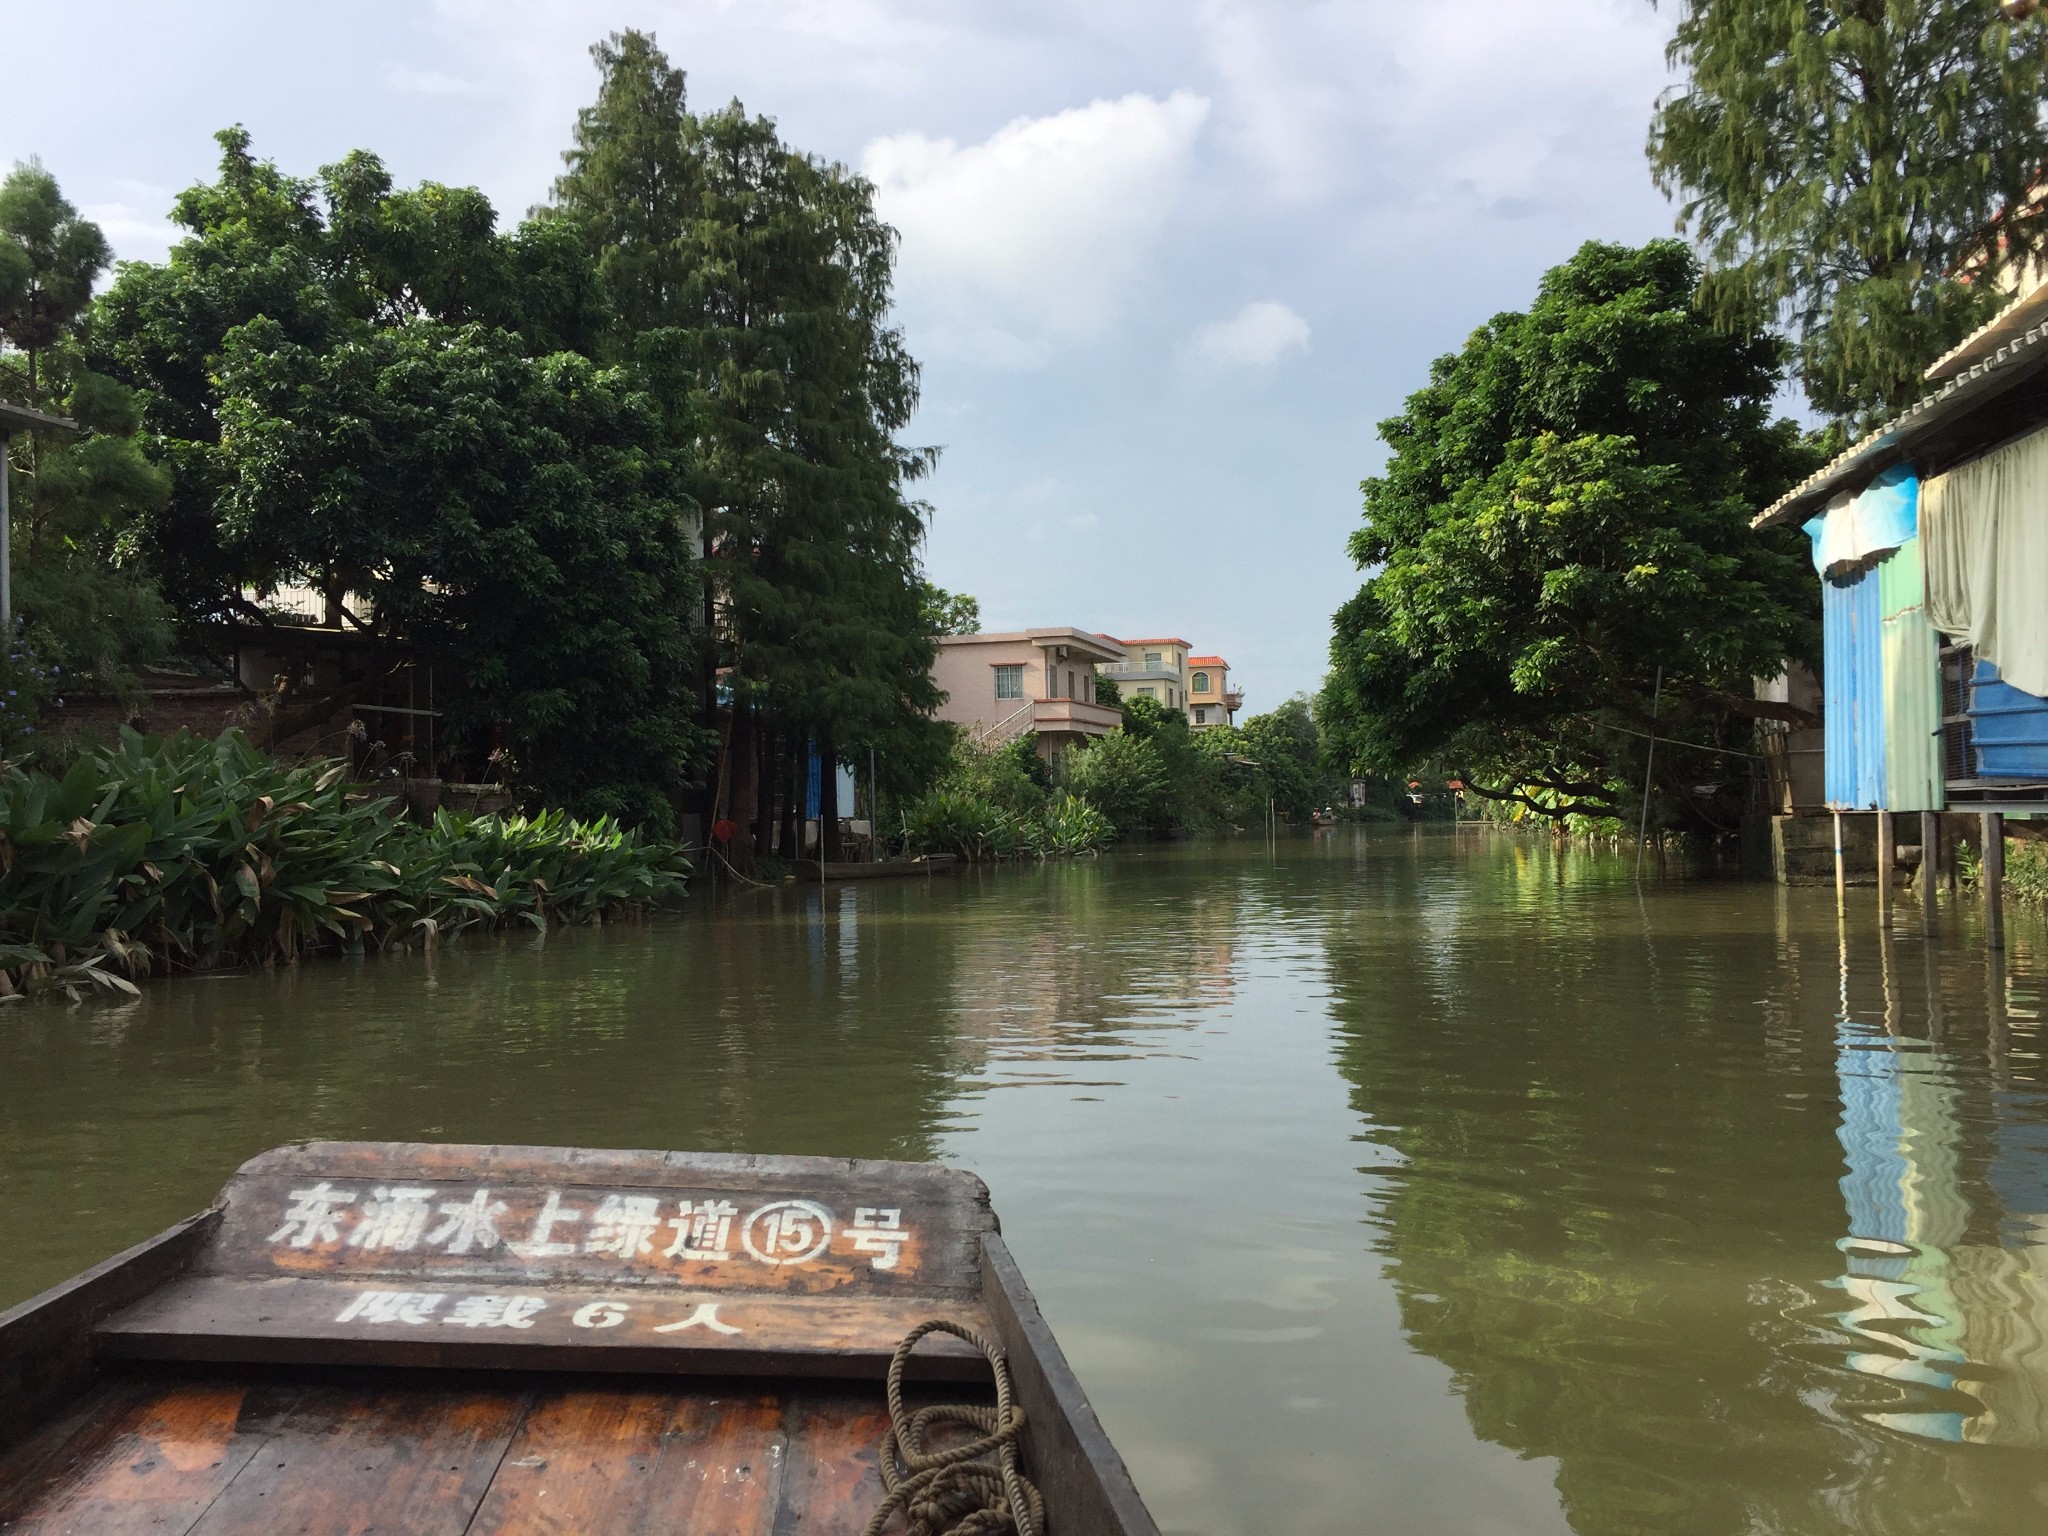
left=975, top=702, right=1036, bottom=747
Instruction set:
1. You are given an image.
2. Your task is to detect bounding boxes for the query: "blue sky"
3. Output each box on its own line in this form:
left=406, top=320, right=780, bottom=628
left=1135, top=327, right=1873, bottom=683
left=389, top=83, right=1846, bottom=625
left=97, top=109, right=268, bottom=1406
left=2, top=0, right=1685, bottom=711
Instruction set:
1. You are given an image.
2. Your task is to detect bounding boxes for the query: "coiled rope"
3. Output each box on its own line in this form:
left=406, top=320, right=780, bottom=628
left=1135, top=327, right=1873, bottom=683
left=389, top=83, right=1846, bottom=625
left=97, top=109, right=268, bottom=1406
left=861, top=1320, right=1046, bottom=1536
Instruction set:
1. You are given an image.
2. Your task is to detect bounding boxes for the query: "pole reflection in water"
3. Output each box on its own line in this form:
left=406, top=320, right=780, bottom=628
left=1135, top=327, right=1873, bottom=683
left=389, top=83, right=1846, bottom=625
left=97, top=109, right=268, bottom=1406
left=1831, top=932, right=2048, bottom=1446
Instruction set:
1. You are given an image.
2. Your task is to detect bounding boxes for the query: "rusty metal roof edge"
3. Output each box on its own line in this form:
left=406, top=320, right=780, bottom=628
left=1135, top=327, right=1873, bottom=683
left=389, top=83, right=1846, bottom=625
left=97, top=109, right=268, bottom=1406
left=1752, top=319, right=2048, bottom=529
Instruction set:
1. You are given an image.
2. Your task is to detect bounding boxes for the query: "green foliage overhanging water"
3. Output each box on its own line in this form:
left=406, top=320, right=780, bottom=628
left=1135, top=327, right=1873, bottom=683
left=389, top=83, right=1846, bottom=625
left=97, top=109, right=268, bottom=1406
left=0, top=728, right=690, bottom=1000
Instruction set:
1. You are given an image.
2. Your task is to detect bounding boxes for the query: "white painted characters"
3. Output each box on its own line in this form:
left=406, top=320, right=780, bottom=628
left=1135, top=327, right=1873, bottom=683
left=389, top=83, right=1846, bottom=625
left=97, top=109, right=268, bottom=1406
left=346, top=1187, right=438, bottom=1252
left=741, top=1200, right=835, bottom=1265
left=267, top=1184, right=913, bottom=1271
left=444, top=1294, right=546, bottom=1329
left=583, top=1194, right=664, bottom=1259
left=509, top=1191, right=582, bottom=1258
left=664, top=1199, right=738, bottom=1261
left=849, top=1207, right=909, bottom=1270
left=426, top=1189, right=508, bottom=1255
left=653, top=1303, right=741, bottom=1335
left=268, top=1182, right=358, bottom=1248
left=335, top=1289, right=444, bottom=1325
left=572, top=1300, right=629, bottom=1329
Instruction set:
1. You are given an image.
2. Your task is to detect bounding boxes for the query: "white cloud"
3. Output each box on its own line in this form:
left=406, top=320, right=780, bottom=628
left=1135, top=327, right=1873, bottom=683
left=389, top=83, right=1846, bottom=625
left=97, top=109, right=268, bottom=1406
left=1186, top=300, right=1309, bottom=370
left=864, top=91, right=1210, bottom=366
left=384, top=63, right=490, bottom=97
left=82, top=201, right=176, bottom=263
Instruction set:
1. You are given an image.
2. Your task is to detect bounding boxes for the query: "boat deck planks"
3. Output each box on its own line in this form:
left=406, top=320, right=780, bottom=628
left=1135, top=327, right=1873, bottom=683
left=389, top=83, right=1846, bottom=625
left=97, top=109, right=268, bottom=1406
left=0, top=1141, right=1162, bottom=1535
left=0, top=1372, right=902, bottom=1536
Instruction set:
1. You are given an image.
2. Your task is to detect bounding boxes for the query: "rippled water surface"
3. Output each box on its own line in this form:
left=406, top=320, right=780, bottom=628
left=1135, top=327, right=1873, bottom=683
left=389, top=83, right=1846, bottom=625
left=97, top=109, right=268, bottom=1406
left=5, top=827, right=2048, bottom=1534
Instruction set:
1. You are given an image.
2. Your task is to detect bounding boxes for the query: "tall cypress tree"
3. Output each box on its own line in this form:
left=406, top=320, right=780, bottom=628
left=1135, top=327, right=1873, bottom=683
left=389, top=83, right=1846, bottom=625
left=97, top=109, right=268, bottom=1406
left=549, top=31, right=694, bottom=338
left=550, top=40, right=944, bottom=866
left=1649, top=1, right=2048, bottom=425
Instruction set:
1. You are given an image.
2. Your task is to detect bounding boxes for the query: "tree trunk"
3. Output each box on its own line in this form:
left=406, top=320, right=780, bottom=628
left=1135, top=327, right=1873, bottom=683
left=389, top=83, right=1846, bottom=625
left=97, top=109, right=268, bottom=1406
left=779, top=734, right=802, bottom=860
left=819, top=727, right=842, bottom=860
left=726, top=698, right=756, bottom=870
left=755, top=723, right=777, bottom=863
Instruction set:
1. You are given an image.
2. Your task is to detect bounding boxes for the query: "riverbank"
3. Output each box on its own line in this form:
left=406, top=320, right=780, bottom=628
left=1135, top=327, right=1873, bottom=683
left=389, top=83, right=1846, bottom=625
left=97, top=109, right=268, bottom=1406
left=0, top=728, right=690, bottom=1000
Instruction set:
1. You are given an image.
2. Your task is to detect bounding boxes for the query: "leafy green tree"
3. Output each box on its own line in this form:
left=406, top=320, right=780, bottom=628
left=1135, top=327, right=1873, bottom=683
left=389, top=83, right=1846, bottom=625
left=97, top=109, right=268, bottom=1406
left=93, top=131, right=707, bottom=827
left=918, top=581, right=981, bottom=635
left=0, top=163, right=172, bottom=704
left=548, top=31, right=694, bottom=338
left=1060, top=730, right=1171, bottom=839
left=213, top=318, right=706, bottom=830
left=1649, top=0, right=2048, bottom=423
left=551, top=36, right=943, bottom=863
left=0, top=161, right=109, bottom=405
left=1321, top=241, right=1818, bottom=833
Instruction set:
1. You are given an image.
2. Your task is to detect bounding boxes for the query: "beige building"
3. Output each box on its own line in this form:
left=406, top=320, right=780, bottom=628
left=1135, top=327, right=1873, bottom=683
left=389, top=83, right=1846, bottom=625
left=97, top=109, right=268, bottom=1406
left=1103, top=638, right=1245, bottom=729
left=932, top=628, right=1127, bottom=759
left=1102, top=636, right=1192, bottom=713
left=1186, top=655, right=1241, bottom=730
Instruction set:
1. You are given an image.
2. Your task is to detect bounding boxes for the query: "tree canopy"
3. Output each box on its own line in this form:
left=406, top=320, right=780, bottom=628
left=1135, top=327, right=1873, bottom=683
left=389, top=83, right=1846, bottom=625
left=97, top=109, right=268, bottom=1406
left=0, top=162, right=172, bottom=708
left=90, top=131, right=706, bottom=828
left=1321, top=240, right=1818, bottom=832
left=549, top=32, right=945, bottom=859
left=1649, top=0, right=2048, bottom=424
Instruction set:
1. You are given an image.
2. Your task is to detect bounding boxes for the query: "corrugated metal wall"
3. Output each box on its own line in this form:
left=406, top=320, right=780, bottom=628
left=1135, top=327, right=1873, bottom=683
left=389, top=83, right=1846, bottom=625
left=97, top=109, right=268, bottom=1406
left=1878, top=539, right=1945, bottom=811
left=1823, top=566, right=1887, bottom=808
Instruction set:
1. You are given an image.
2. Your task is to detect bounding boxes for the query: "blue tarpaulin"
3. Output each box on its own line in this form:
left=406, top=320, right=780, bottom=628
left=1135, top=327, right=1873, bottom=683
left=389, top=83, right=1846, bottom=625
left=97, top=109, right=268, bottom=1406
left=1967, top=659, right=2048, bottom=779
left=1806, top=462, right=1920, bottom=577
left=1823, top=565, right=1887, bottom=808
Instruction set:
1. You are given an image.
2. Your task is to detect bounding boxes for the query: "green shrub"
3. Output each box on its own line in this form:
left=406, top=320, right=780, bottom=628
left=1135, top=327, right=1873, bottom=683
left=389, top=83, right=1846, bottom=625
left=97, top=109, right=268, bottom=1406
left=0, top=727, right=691, bottom=999
left=1060, top=731, right=1171, bottom=838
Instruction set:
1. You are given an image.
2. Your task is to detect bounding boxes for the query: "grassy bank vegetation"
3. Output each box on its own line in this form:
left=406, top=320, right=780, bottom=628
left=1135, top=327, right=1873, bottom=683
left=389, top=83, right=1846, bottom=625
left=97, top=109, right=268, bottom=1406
left=0, top=729, right=690, bottom=1001
left=898, top=694, right=1394, bottom=861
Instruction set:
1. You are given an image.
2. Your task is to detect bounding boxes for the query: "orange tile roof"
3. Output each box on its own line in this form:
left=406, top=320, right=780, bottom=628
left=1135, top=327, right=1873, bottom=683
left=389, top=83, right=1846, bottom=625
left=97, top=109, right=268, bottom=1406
left=1118, top=636, right=1193, bottom=647
left=1188, top=655, right=1227, bottom=667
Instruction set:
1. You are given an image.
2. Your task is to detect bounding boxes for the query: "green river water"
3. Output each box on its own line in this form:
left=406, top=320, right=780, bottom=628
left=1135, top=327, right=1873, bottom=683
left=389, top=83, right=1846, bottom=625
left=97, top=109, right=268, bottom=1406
left=4, top=826, right=2047, bottom=1535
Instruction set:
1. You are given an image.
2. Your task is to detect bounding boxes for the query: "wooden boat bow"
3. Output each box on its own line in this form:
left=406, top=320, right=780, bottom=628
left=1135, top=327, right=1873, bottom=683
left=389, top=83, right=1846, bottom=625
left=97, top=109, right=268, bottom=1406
left=0, top=1141, right=1159, bottom=1535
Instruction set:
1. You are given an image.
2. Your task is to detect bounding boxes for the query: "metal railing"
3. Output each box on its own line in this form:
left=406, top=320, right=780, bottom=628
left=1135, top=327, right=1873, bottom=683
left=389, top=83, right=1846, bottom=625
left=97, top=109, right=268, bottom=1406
left=975, top=702, right=1036, bottom=747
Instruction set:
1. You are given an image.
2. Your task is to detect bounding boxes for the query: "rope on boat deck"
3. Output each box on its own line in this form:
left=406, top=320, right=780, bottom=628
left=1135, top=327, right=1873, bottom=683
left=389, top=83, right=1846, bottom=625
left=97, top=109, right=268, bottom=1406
left=861, top=1320, right=1046, bottom=1536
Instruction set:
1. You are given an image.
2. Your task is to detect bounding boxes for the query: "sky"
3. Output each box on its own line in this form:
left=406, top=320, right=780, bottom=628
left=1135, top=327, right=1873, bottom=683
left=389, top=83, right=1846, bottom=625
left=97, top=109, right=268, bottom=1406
left=1, top=0, right=1687, bottom=711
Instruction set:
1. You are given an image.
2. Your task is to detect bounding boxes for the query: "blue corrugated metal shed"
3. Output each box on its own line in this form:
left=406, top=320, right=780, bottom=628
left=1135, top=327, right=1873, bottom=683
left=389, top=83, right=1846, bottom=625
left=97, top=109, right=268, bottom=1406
left=1823, top=567, right=1886, bottom=808
left=1968, top=660, right=2048, bottom=778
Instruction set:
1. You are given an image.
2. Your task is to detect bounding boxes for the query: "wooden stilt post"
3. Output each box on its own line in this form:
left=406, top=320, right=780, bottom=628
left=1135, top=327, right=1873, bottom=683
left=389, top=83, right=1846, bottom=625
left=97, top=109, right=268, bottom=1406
left=1982, top=811, right=2005, bottom=952
left=1843, top=811, right=1859, bottom=909
left=1921, top=810, right=1940, bottom=936
left=1876, top=810, right=1894, bottom=928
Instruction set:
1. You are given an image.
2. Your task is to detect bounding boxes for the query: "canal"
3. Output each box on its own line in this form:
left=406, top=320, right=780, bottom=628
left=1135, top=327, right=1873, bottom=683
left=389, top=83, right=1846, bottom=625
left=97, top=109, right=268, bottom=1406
left=3, top=826, right=2045, bottom=1535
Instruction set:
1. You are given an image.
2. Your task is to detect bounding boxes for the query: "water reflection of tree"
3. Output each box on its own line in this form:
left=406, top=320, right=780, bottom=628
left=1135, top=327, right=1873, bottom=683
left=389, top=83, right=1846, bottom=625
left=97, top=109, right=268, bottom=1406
left=1321, top=837, right=2048, bottom=1535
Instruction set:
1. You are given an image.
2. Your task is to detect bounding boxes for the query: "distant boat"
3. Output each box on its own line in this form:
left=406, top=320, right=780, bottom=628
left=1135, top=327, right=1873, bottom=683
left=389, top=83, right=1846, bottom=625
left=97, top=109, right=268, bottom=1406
left=0, top=1140, right=1160, bottom=1535
left=1311, top=809, right=1339, bottom=827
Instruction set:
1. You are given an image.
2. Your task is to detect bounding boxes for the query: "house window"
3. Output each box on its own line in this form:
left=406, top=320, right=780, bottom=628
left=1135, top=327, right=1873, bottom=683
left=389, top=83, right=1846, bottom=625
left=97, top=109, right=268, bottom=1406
left=1145, top=651, right=1162, bottom=669
left=1195, top=706, right=1208, bottom=724
left=1192, top=671, right=1210, bottom=693
left=1067, top=669, right=1076, bottom=699
left=994, top=664, right=1023, bottom=700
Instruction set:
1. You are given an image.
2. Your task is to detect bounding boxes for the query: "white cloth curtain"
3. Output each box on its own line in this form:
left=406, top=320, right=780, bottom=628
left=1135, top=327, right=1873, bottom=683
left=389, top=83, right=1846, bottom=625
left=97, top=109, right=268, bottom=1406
left=1921, top=425, right=2048, bottom=697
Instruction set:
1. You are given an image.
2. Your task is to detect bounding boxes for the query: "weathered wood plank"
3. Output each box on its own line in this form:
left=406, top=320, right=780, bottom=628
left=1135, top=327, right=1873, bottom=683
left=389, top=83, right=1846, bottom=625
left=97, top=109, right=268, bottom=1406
left=0, top=1213, right=220, bottom=1451
left=0, top=1379, right=299, bottom=1536
left=100, top=1277, right=989, bottom=1382
left=769, top=1394, right=891, bottom=1536
left=980, top=1232, right=1162, bottom=1536
left=182, top=1383, right=531, bottom=1536
left=204, top=1143, right=992, bottom=1299
left=465, top=1390, right=788, bottom=1535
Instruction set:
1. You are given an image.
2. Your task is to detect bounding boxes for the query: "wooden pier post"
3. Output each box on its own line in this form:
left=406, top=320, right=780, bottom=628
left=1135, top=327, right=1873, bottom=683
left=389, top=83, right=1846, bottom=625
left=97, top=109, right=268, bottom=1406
left=1982, top=811, right=2005, bottom=952
left=1832, top=809, right=1846, bottom=905
left=1920, top=810, right=1940, bottom=935
left=1876, top=811, right=1895, bottom=927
